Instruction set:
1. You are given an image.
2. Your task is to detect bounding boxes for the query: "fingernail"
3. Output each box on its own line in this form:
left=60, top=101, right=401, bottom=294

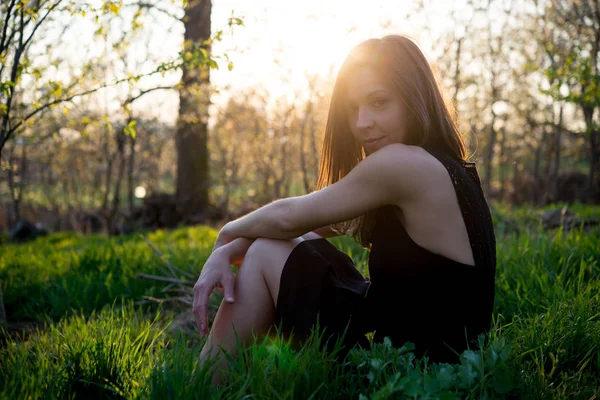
left=226, top=297, right=234, bottom=303
left=199, top=323, right=204, bottom=332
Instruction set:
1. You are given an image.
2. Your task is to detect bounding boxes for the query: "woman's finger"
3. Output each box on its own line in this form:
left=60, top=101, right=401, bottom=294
left=193, top=280, right=212, bottom=336
left=222, top=270, right=235, bottom=303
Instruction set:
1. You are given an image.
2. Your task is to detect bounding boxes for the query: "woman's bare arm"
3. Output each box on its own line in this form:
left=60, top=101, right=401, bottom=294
left=214, top=237, right=255, bottom=266
left=212, top=215, right=340, bottom=253
left=213, top=144, right=426, bottom=249
left=214, top=226, right=338, bottom=267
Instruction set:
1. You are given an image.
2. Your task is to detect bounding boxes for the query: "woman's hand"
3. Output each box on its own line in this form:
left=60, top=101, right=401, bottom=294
left=193, top=248, right=235, bottom=337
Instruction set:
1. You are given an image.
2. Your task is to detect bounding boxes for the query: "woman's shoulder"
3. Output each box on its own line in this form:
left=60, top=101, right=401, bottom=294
left=376, top=144, right=488, bottom=214
left=376, top=143, right=462, bottom=171
left=371, top=144, right=449, bottom=178
left=357, top=144, right=463, bottom=214
left=365, top=144, right=448, bottom=197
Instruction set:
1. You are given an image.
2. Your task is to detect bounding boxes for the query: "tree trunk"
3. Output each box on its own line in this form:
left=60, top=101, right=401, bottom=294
left=552, top=105, right=563, bottom=202
left=0, top=0, right=24, bottom=157
left=483, top=21, right=502, bottom=198
left=452, top=37, right=463, bottom=120
left=108, top=130, right=127, bottom=234
left=43, top=155, right=58, bottom=212
left=176, top=0, right=212, bottom=219
left=533, top=125, right=548, bottom=205
left=101, top=130, right=114, bottom=216
left=279, top=111, right=291, bottom=198
left=498, top=125, right=507, bottom=201
left=62, top=179, right=71, bottom=213
left=591, top=127, right=599, bottom=202
left=308, top=112, right=319, bottom=186
left=214, top=124, right=228, bottom=216
left=225, top=159, right=240, bottom=219
left=586, top=10, right=600, bottom=202
left=512, top=160, right=520, bottom=204
left=299, top=102, right=312, bottom=194
left=127, top=134, right=136, bottom=215
left=484, top=62, right=499, bottom=197
left=484, top=119, right=497, bottom=197
left=7, top=144, right=24, bottom=222
left=582, top=106, right=599, bottom=202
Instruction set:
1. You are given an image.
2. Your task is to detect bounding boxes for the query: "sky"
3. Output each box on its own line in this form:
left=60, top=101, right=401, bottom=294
left=208, top=0, right=456, bottom=99
left=42, top=0, right=475, bottom=126
left=131, top=0, right=470, bottom=125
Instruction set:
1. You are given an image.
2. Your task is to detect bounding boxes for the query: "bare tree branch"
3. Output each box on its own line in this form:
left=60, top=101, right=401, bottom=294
left=129, top=1, right=182, bottom=21
left=23, top=0, right=64, bottom=49
left=125, top=85, right=174, bottom=105
left=0, top=0, right=17, bottom=55
left=1, top=64, right=183, bottom=152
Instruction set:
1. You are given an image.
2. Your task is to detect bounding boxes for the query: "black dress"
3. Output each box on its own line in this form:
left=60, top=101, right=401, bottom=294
left=275, top=149, right=496, bottom=364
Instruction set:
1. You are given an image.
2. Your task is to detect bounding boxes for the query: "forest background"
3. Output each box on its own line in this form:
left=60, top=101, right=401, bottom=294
left=1, top=0, right=599, bottom=237
left=2, top=1, right=600, bottom=398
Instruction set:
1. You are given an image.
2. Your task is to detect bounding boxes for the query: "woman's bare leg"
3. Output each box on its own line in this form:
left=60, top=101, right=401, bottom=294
left=198, top=237, right=307, bottom=381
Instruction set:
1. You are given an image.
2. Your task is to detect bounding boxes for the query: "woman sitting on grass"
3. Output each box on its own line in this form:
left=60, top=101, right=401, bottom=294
left=192, top=34, right=496, bottom=380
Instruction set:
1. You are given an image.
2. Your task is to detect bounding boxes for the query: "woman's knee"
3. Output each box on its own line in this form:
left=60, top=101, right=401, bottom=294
left=244, top=237, right=304, bottom=266
left=242, top=237, right=304, bottom=302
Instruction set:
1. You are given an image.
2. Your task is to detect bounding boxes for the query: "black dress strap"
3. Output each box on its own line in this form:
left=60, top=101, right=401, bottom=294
left=425, top=148, right=496, bottom=273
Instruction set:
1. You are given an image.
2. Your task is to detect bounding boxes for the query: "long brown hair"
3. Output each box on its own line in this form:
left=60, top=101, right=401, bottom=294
left=316, top=34, right=468, bottom=248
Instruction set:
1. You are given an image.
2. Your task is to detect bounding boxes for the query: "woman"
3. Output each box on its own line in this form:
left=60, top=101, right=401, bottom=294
left=192, top=34, right=496, bottom=376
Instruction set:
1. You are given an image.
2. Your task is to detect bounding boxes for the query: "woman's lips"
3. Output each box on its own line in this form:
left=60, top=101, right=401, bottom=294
left=364, top=137, right=385, bottom=153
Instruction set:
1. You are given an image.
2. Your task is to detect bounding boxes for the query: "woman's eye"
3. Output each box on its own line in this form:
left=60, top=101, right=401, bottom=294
left=373, top=98, right=387, bottom=108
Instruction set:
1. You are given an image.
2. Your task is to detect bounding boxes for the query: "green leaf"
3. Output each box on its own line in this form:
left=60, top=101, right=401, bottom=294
left=435, top=364, right=456, bottom=389
left=124, top=120, right=137, bottom=138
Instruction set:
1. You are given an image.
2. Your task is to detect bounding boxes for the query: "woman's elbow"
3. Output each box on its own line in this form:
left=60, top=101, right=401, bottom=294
left=276, top=198, right=304, bottom=237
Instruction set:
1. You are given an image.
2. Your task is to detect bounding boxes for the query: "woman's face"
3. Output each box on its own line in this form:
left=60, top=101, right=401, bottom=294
left=346, top=66, right=410, bottom=155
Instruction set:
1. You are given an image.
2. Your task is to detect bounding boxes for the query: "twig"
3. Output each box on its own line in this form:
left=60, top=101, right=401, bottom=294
left=140, top=234, right=196, bottom=279
left=140, top=295, right=193, bottom=306
left=161, top=282, right=178, bottom=293
left=162, top=287, right=193, bottom=294
left=134, top=297, right=193, bottom=307
left=135, top=272, right=194, bottom=286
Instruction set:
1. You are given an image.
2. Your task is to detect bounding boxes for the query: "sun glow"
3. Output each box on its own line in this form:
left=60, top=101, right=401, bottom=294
left=209, top=0, right=423, bottom=104
left=53, top=0, right=467, bottom=125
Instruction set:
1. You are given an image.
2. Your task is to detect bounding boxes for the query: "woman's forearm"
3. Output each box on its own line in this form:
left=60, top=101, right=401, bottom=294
left=216, top=198, right=297, bottom=246
left=212, top=199, right=342, bottom=254
left=214, top=237, right=255, bottom=265
left=215, top=229, right=330, bottom=265
left=213, top=220, right=336, bottom=265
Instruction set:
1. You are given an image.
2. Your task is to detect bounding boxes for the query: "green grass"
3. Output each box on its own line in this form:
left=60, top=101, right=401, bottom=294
left=0, top=303, right=167, bottom=399
left=0, top=227, right=216, bottom=321
left=1, top=206, right=599, bottom=399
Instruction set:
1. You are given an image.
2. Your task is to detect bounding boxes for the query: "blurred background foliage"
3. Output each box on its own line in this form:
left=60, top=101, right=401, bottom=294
left=1, top=0, right=599, bottom=237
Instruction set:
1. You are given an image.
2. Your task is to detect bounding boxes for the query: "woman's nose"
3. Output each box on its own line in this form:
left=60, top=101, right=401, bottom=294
left=355, top=107, right=374, bottom=130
